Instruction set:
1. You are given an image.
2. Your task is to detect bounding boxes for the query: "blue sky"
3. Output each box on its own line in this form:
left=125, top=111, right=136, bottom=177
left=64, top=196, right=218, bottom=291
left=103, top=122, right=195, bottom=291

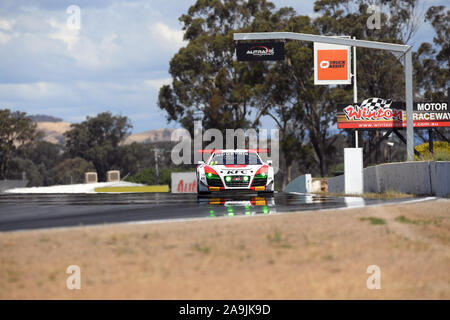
left=0, top=0, right=446, bottom=133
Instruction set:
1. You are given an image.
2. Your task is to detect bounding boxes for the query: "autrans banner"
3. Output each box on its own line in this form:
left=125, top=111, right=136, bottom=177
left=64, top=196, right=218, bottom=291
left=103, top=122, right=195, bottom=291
left=337, top=98, right=450, bottom=129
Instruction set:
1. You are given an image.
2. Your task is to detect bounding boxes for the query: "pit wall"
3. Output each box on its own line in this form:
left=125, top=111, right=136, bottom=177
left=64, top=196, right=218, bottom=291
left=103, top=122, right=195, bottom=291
left=284, top=174, right=312, bottom=193
left=327, top=161, right=450, bottom=196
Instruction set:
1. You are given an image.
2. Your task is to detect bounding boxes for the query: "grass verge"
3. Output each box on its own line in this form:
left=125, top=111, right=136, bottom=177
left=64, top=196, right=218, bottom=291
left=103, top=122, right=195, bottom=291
left=316, top=189, right=415, bottom=199
left=359, top=217, right=387, bottom=225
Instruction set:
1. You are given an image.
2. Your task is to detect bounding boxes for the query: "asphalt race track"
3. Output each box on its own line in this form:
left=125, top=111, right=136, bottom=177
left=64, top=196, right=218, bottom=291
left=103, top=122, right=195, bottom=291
left=0, top=192, right=413, bottom=232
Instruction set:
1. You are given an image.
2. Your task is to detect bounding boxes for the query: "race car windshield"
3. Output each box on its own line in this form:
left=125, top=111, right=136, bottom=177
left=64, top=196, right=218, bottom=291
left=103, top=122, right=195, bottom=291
left=209, top=153, right=262, bottom=165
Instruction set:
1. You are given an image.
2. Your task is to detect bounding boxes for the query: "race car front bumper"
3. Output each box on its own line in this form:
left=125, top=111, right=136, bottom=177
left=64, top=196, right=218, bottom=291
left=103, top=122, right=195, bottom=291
left=201, top=180, right=273, bottom=192
left=198, top=172, right=274, bottom=193
left=208, top=186, right=266, bottom=191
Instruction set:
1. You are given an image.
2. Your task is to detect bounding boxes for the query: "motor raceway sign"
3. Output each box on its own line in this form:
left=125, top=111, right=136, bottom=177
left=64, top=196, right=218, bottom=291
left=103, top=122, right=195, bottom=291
left=337, top=98, right=450, bottom=129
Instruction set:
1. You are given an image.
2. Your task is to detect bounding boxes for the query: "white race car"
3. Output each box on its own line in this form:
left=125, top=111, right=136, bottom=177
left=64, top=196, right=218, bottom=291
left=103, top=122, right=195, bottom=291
left=196, top=149, right=274, bottom=195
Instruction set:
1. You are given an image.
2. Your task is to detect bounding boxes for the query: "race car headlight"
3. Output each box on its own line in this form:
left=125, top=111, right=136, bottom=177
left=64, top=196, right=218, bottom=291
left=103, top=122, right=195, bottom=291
left=225, top=176, right=232, bottom=182
left=254, top=165, right=269, bottom=179
left=205, top=166, right=221, bottom=179
left=243, top=176, right=249, bottom=182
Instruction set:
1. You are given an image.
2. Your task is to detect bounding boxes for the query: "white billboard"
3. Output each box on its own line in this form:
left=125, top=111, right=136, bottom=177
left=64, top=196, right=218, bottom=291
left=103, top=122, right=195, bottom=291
left=171, top=172, right=197, bottom=193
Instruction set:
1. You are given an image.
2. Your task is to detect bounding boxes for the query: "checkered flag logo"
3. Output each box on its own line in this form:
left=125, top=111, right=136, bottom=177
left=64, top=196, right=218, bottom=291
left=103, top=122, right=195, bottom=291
left=360, top=98, right=392, bottom=110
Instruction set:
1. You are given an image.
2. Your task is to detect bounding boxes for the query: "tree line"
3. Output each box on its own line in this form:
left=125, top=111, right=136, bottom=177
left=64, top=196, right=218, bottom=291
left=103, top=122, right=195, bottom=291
left=0, top=110, right=189, bottom=186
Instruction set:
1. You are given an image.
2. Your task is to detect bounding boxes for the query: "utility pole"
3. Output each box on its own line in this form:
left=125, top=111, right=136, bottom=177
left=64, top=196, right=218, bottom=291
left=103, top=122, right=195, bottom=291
left=353, top=36, right=358, bottom=148
left=153, top=148, right=159, bottom=185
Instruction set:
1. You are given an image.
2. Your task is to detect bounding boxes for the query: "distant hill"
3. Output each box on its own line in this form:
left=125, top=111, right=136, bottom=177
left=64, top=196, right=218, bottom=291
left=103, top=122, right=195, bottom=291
left=28, top=114, right=63, bottom=123
left=122, top=129, right=174, bottom=145
left=36, top=122, right=72, bottom=145
left=34, top=121, right=174, bottom=146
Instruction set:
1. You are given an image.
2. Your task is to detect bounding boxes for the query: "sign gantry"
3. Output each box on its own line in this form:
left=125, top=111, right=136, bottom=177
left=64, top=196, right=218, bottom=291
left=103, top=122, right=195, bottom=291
left=234, top=32, right=414, bottom=161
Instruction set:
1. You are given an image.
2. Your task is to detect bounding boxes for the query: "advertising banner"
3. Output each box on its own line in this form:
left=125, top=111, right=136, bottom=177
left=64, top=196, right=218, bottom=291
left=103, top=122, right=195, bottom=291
left=337, top=98, right=450, bottom=129
left=314, top=42, right=351, bottom=85
left=236, top=42, right=285, bottom=61
left=171, top=172, right=197, bottom=193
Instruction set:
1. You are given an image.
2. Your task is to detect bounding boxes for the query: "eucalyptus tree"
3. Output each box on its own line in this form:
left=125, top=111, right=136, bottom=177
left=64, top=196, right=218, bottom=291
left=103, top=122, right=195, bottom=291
left=64, top=112, right=132, bottom=180
left=158, top=0, right=294, bottom=133
left=0, top=109, right=40, bottom=179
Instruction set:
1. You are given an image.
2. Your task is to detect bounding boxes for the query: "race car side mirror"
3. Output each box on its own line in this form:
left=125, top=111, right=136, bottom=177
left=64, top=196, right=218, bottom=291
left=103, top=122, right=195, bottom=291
left=267, top=160, right=272, bottom=166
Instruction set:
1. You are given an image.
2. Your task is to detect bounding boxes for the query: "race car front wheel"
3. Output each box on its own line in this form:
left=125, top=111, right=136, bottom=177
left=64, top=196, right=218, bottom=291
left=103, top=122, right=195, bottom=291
left=197, top=183, right=210, bottom=195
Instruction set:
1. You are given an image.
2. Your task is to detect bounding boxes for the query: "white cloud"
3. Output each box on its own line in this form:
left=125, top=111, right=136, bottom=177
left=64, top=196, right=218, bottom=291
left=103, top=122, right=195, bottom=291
left=0, top=18, right=16, bottom=44
left=144, top=78, right=172, bottom=90
left=0, top=31, right=11, bottom=44
left=69, top=33, right=120, bottom=69
left=47, top=18, right=79, bottom=50
left=151, top=22, right=186, bottom=51
left=0, top=81, right=75, bottom=100
left=0, top=18, right=15, bottom=30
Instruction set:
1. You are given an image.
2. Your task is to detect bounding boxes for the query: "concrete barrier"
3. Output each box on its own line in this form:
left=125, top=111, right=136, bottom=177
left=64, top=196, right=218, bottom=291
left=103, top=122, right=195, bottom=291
left=284, top=174, right=312, bottom=193
left=363, top=166, right=379, bottom=193
left=375, top=162, right=432, bottom=195
left=171, top=172, right=197, bottom=193
left=327, top=175, right=344, bottom=193
left=328, top=161, right=449, bottom=196
left=430, top=161, right=450, bottom=197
